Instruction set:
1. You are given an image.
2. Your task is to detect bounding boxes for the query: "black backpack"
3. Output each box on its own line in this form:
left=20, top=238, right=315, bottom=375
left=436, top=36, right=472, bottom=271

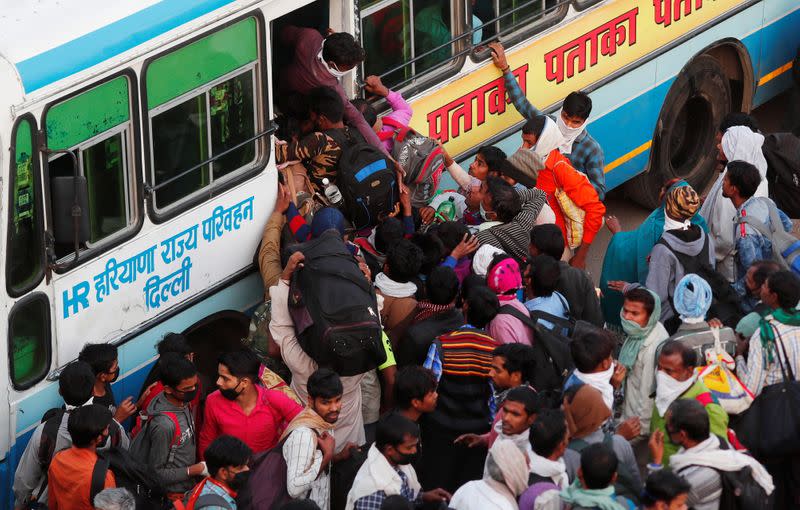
left=101, top=446, right=168, bottom=509
left=656, top=232, right=743, bottom=330
left=496, top=305, right=574, bottom=403
left=528, top=293, right=595, bottom=340
left=235, top=439, right=291, bottom=510
left=326, top=128, right=397, bottom=230
left=287, top=230, right=386, bottom=376
left=716, top=466, right=773, bottom=510
left=763, top=132, right=800, bottom=218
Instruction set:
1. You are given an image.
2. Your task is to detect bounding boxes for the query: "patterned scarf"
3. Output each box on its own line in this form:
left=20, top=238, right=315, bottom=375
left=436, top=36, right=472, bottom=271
left=412, top=301, right=455, bottom=324
left=758, top=307, right=800, bottom=363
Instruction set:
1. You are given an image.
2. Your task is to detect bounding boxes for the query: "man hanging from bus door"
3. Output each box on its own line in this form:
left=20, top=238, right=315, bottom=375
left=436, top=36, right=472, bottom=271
left=488, top=42, right=606, bottom=202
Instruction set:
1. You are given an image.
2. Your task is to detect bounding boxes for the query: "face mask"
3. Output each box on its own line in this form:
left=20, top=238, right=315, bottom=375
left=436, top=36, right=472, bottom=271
left=317, top=42, right=351, bottom=79
left=108, top=367, right=120, bottom=382
left=555, top=112, right=585, bottom=155
left=98, top=432, right=110, bottom=449
left=620, top=316, right=648, bottom=338
left=180, top=387, right=198, bottom=403
left=229, top=470, right=250, bottom=491
left=394, top=451, right=419, bottom=465
left=654, top=370, right=697, bottom=417
left=479, top=201, right=496, bottom=221
left=220, top=380, right=243, bottom=401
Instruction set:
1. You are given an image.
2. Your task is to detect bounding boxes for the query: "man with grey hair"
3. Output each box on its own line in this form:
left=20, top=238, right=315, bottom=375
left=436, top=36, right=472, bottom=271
left=450, top=439, right=530, bottom=510
left=93, top=488, right=136, bottom=510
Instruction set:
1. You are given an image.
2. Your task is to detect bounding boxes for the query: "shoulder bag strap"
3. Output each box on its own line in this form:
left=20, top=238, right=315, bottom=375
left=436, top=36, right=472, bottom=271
left=768, top=321, right=797, bottom=382
left=89, top=455, right=111, bottom=504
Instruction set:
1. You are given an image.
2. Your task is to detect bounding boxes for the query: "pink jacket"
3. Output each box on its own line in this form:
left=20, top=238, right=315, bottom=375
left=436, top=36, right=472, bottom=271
left=379, top=91, right=413, bottom=153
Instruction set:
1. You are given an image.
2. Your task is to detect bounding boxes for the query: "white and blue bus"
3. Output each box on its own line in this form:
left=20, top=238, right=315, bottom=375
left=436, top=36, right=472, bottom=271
left=0, top=0, right=797, bottom=504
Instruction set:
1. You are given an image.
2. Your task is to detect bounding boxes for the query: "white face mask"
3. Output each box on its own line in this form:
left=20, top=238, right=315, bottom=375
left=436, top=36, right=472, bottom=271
left=317, top=42, right=352, bottom=79
left=574, top=362, right=615, bottom=412
left=655, top=370, right=697, bottom=417
left=555, top=111, right=586, bottom=155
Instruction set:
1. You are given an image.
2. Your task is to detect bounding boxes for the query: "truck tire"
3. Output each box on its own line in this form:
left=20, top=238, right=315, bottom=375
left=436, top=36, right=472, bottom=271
left=626, top=55, right=731, bottom=208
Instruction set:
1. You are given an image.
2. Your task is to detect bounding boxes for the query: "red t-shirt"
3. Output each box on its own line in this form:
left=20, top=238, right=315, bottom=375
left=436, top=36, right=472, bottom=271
left=198, top=385, right=302, bottom=458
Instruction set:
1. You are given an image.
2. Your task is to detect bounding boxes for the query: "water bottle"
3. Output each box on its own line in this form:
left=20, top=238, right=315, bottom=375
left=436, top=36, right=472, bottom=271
left=322, top=178, right=343, bottom=207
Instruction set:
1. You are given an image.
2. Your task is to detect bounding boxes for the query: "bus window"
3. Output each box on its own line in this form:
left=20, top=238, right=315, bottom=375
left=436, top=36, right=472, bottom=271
left=361, top=0, right=456, bottom=89
left=472, top=0, right=565, bottom=50
left=45, top=76, right=135, bottom=257
left=145, top=17, right=261, bottom=211
left=7, top=117, right=44, bottom=296
left=8, top=293, right=51, bottom=390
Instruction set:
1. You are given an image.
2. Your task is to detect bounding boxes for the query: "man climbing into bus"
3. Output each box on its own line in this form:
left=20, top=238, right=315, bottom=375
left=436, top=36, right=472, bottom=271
left=489, top=42, right=606, bottom=201
left=279, top=28, right=381, bottom=149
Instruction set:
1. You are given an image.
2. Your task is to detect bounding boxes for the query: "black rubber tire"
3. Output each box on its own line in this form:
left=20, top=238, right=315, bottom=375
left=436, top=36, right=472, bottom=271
left=625, top=55, right=731, bottom=209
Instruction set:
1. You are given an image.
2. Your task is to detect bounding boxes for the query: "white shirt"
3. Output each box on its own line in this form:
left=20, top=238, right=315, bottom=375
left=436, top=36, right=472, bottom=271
left=283, top=426, right=330, bottom=510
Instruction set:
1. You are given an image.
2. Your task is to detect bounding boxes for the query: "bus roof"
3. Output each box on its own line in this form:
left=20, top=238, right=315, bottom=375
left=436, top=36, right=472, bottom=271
left=0, top=0, right=242, bottom=98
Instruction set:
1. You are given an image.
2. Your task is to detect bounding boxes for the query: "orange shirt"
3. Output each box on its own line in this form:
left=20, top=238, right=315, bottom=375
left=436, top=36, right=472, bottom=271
left=536, top=150, right=606, bottom=245
left=48, top=447, right=115, bottom=510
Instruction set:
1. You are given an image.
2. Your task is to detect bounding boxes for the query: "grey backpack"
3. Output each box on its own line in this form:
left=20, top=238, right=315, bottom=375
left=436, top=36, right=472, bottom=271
left=381, top=117, right=445, bottom=207
left=736, top=197, right=800, bottom=276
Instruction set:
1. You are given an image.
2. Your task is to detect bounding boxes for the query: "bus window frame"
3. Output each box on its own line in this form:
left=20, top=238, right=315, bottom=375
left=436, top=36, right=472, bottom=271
left=146, top=64, right=260, bottom=210
left=48, top=123, right=136, bottom=257
left=572, top=0, right=605, bottom=12
left=41, top=69, right=144, bottom=275
left=468, top=0, right=569, bottom=64
left=6, top=114, right=46, bottom=298
left=7, top=291, right=52, bottom=391
left=357, top=0, right=468, bottom=102
left=140, top=11, right=270, bottom=225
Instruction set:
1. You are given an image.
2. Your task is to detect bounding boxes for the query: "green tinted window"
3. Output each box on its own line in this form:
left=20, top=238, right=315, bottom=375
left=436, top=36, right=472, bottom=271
left=45, top=76, right=134, bottom=258
left=46, top=76, right=130, bottom=150
left=9, top=294, right=51, bottom=389
left=146, top=17, right=258, bottom=108
left=7, top=118, right=44, bottom=295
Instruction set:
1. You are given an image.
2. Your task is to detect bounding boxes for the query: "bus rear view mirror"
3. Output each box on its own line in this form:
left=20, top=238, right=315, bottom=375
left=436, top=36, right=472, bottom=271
left=51, top=175, right=90, bottom=245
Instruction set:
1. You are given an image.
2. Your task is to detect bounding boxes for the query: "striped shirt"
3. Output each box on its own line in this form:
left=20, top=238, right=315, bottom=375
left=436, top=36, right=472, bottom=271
left=426, top=327, right=499, bottom=434
left=736, top=316, right=800, bottom=396
left=283, top=426, right=330, bottom=510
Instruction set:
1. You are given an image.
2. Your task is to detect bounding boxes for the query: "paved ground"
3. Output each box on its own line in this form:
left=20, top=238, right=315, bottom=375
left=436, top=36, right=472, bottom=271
left=584, top=91, right=791, bottom=285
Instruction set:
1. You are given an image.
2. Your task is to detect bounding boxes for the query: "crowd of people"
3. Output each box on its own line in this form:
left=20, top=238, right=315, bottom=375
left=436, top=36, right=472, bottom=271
left=12, top=26, right=800, bottom=510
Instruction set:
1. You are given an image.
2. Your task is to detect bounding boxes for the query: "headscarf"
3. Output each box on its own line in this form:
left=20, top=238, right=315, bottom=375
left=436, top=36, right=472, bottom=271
left=721, top=126, right=767, bottom=176
left=556, top=110, right=586, bottom=155
left=532, top=116, right=565, bottom=159
left=310, top=207, right=346, bottom=238
left=618, top=288, right=662, bottom=369
left=487, top=439, right=530, bottom=497
left=664, top=184, right=700, bottom=224
left=473, top=244, right=505, bottom=277
left=486, top=257, right=522, bottom=298
left=563, top=385, right=611, bottom=439
left=758, top=307, right=800, bottom=363
left=673, top=273, right=713, bottom=323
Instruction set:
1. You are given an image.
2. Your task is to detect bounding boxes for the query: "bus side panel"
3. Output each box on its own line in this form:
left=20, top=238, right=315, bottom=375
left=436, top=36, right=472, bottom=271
left=1, top=272, right=263, bottom=505
left=751, top=1, right=799, bottom=108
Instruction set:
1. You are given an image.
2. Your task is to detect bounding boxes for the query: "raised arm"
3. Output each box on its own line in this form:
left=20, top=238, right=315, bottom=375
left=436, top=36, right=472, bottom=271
left=489, top=42, right=541, bottom=120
